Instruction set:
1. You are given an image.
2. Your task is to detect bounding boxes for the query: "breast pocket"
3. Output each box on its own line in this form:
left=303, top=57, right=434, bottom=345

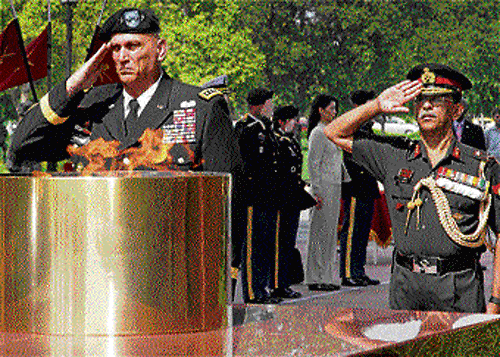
left=390, top=184, right=414, bottom=224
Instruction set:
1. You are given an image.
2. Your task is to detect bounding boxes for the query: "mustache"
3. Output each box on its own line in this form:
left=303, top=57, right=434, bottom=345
left=418, top=112, right=437, bottom=120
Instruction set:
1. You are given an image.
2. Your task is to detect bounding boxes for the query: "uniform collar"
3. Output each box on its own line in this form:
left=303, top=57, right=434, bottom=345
left=407, top=137, right=464, bottom=163
left=248, top=113, right=271, bottom=130
left=123, top=73, right=163, bottom=117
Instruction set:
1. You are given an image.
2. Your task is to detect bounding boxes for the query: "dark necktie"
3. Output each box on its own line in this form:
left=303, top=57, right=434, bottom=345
left=123, top=99, right=139, bottom=136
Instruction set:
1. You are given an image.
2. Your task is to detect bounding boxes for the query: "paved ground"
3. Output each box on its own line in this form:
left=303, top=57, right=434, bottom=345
left=234, top=209, right=496, bottom=308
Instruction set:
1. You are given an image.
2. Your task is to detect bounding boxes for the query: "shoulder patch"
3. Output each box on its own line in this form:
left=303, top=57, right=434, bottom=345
left=198, top=88, right=223, bottom=101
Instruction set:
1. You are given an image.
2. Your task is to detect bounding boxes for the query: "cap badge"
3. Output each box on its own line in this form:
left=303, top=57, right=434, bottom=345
left=421, top=68, right=436, bottom=85
left=122, top=10, right=143, bottom=29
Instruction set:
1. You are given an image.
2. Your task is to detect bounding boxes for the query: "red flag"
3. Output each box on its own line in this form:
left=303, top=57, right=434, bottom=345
left=0, top=20, right=48, bottom=92
left=86, top=25, right=119, bottom=86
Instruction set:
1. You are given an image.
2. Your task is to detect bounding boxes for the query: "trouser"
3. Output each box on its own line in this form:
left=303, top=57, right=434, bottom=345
left=241, top=205, right=278, bottom=301
left=390, top=252, right=485, bottom=313
left=339, top=195, right=375, bottom=279
left=230, top=199, right=247, bottom=298
left=305, top=183, right=341, bottom=285
left=273, top=208, right=302, bottom=290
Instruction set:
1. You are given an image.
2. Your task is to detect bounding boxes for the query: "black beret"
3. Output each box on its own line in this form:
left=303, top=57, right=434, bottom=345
left=407, top=63, right=472, bottom=96
left=274, top=105, right=299, bottom=122
left=247, top=88, right=274, bottom=106
left=99, top=8, right=160, bottom=42
left=202, top=75, right=228, bottom=89
left=350, top=90, right=375, bottom=106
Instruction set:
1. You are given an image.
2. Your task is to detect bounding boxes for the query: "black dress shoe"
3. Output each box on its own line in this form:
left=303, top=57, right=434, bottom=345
left=272, top=287, right=302, bottom=299
left=359, top=275, right=380, bottom=286
left=341, top=278, right=368, bottom=287
left=245, top=296, right=283, bottom=304
left=308, top=283, right=340, bottom=291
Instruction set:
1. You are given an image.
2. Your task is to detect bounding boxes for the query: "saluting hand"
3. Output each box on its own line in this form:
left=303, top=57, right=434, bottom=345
left=487, top=302, right=500, bottom=314
left=66, top=42, right=111, bottom=97
left=376, top=80, right=422, bottom=114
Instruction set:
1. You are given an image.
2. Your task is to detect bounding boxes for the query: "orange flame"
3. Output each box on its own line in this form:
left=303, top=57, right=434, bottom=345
left=66, top=128, right=200, bottom=173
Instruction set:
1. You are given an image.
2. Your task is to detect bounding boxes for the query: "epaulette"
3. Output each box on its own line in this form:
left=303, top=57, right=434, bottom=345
left=472, top=149, right=490, bottom=161
left=198, top=88, right=223, bottom=101
left=235, top=114, right=250, bottom=125
left=371, top=133, right=416, bottom=151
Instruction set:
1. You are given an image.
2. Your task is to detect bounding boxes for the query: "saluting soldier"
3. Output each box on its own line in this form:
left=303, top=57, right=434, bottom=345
left=271, top=105, right=316, bottom=299
left=235, top=88, right=282, bottom=304
left=7, top=8, right=241, bottom=174
left=325, top=63, right=500, bottom=314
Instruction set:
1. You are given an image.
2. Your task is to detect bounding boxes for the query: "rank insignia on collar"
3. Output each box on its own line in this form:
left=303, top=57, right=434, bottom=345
left=452, top=147, right=461, bottom=159
left=411, top=143, right=422, bottom=159
left=397, top=168, right=414, bottom=184
left=493, top=183, right=500, bottom=196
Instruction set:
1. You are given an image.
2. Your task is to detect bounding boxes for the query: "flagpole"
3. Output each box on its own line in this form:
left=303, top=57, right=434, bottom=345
left=47, top=0, right=52, bottom=90
left=85, top=0, right=107, bottom=61
left=8, top=0, right=38, bottom=102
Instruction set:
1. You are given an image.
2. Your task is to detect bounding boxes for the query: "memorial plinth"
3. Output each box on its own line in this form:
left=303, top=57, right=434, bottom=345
left=0, top=171, right=230, bottom=336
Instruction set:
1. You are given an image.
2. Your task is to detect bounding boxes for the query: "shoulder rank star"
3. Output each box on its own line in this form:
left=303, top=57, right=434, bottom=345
left=198, top=88, right=223, bottom=101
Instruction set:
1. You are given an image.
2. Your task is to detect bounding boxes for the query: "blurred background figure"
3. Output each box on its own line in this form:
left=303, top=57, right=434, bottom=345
left=271, top=105, right=316, bottom=299
left=235, top=88, right=282, bottom=304
left=339, top=90, right=380, bottom=287
left=484, top=107, right=500, bottom=162
left=305, top=94, right=343, bottom=292
left=453, top=98, right=486, bottom=151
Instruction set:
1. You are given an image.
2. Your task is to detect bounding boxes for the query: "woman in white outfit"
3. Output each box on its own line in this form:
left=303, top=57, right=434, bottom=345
left=305, top=94, right=344, bottom=291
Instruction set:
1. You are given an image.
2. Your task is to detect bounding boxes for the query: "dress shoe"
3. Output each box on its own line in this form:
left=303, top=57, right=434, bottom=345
left=245, top=295, right=283, bottom=305
left=272, top=287, right=302, bottom=299
left=341, top=278, right=368, bottom=287
left=308, top=283, right=340, bottom=291
left=359, top=275, right=380, bottom=286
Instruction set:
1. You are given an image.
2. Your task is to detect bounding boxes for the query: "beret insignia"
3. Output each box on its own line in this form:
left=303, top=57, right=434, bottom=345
left=421, top=68, right=436, bottom=85
left=198, top=88, right=223, bottom=101
left=123, top=10, right=142, bottom=28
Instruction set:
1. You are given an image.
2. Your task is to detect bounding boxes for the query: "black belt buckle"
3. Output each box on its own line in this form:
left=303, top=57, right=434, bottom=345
left=412, top=257, right=438, bottom=275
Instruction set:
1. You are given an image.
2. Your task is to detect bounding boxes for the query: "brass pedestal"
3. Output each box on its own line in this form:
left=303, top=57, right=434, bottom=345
left=0, top=171, right=230, bottom=335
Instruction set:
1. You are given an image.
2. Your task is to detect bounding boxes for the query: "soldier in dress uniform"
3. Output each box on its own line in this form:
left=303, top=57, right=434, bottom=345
left=202, top=74, right=245, bottom=300
left=339, top=90, right=381, bottom=287
left=325, top=63, right=500, bottom=314
left=7, top=8, right=241, bottom=175
left=271, top=105, right=316, bottom=299
left=235, top=88, right=282, bottom=304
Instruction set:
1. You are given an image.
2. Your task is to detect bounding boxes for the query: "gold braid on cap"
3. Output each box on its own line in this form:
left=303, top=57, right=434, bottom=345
left=405, top=163, right=491, bottom=248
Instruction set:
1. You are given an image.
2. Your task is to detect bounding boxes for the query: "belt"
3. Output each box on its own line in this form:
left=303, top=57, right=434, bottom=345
left=395, top=251, right=477, bottom=275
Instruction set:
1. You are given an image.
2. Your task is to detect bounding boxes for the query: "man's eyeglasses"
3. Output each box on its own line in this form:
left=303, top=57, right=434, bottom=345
left=415, top=95, right=453, bottom=107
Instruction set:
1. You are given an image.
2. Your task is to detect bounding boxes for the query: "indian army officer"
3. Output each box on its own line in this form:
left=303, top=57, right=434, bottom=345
left=235, top=88, right=282, bottom=304
left=271, top=105, right=316, bottom=299
left=7, top=8, right=241, bottom=174
left=325, top=63, right=500, bottom=313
